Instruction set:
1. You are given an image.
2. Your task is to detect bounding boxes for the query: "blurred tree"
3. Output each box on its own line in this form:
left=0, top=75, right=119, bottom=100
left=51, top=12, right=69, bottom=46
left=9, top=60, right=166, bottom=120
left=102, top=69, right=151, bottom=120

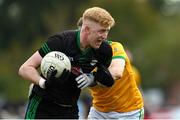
left=0, top=0, right=89, bottom=49
left=148, top=0, right=165, bottom=11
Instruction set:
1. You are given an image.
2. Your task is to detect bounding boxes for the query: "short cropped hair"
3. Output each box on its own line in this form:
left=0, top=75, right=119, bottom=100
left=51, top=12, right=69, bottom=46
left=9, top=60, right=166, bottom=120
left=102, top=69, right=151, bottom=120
left=77, top=17, right=83, bottom=28
left=82, top=7, right=115, bottom=28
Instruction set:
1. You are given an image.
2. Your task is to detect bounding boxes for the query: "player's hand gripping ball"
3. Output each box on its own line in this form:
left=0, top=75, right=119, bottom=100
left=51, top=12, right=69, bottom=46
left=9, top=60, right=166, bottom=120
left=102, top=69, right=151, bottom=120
left=40, top=51, right=71, bottom=79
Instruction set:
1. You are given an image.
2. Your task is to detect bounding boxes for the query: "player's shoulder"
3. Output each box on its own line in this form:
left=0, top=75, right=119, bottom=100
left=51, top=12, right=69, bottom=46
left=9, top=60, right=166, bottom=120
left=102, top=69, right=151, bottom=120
left=108, top=40, right=123, bottom=46
left=108, top=40, right=124, bottom=49
left=42, top=30, right=78, bottom=53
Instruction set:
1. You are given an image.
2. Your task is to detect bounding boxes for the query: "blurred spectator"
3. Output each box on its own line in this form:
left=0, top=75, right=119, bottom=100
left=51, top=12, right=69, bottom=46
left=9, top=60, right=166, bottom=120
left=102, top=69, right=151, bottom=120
left=0, top=99, right=26, bottom=119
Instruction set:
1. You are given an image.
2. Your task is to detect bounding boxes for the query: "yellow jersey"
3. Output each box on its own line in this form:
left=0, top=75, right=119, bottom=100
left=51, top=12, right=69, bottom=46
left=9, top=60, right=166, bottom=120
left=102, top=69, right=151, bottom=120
left=89, top=41, right=144, bottom=112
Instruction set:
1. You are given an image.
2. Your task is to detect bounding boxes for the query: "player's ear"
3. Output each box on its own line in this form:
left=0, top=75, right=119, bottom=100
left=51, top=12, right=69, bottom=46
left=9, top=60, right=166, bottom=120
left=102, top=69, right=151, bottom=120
left=84, top=25, right=90, bottom=34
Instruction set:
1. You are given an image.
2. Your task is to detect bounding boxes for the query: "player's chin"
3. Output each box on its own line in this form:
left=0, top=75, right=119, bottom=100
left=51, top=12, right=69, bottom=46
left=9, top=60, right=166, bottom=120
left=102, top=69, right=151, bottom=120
left=93, top=42, right=102, bottom=49
left=93, top=44, right=101, bottom=49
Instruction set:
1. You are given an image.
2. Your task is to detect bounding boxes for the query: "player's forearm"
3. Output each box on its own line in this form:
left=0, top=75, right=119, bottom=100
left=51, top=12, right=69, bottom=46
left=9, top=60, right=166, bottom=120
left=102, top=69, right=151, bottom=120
left=19, top=51, right=43, bottom=85
left=109, top=67, right=122, bottom=80
left=108, top=59, right=125, bottom=80
left=18, top=65, right=41, bottom=85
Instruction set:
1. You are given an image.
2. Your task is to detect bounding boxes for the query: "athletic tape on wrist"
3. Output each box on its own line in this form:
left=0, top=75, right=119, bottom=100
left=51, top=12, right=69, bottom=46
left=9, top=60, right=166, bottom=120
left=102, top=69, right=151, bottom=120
left=39, top=78, right=46, bottom=89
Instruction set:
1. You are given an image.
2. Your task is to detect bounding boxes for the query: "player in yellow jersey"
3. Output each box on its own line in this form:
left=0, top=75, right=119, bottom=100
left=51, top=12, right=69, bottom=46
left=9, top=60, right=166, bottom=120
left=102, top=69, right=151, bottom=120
left=87, top=41, right=144, bottom=119
left=77, top=17, right=144, bottom=119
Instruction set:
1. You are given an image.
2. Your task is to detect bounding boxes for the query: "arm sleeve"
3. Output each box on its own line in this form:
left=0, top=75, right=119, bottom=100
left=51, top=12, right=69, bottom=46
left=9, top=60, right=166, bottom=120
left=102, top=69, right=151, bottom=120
left=111, top=42, right=126, bottom=60
left=92, top=41, right=114, bottom=87
left=94, top=64, right=114, bottom=87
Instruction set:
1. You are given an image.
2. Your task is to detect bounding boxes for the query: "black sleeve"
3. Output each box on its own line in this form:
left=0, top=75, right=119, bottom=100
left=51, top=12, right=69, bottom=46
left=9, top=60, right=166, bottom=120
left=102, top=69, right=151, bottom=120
left=94, top=64, right=114, bottom=87
left=92, top=41, right=114, bottom=87
left=95, top=41, right=112, bottom=68
left=38, top=33, right=64, bottom=57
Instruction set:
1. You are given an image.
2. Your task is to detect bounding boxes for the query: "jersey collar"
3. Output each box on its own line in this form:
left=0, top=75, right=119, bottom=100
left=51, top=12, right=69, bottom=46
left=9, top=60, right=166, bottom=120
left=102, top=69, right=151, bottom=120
left=76, top=30, right=91, bottom=55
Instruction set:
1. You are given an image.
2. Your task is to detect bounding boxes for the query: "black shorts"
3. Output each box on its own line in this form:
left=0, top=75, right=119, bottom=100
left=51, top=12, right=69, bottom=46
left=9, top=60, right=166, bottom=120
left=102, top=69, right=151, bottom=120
left=25, top=92, right=79, bottom=119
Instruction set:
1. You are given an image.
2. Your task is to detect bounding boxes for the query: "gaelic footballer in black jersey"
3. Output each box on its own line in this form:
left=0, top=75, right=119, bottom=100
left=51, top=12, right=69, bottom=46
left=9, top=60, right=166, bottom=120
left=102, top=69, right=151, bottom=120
left=25, top=30, right=112, bottom=119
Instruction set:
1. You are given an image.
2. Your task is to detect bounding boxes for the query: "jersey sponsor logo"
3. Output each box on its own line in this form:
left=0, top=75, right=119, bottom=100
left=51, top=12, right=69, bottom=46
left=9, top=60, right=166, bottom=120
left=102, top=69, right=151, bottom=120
left=90, top=60, right=97, bottom=66
left=113, top=47, right=118, bottom=53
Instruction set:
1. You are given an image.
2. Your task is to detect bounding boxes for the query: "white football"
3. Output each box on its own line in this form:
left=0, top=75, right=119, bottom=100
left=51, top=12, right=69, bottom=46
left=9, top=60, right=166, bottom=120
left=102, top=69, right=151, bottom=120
left=40, top=51, right=71, bottom=78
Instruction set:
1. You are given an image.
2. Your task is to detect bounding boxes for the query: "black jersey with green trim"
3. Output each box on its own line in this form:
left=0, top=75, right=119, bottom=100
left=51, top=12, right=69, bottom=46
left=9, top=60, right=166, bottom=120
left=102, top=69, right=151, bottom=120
left=33, top=30, right=112, bottom=106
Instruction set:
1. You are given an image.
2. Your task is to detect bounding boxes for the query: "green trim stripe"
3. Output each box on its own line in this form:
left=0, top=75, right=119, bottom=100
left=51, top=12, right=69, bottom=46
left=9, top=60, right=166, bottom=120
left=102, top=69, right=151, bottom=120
left=41, top=43, right=51, bottom=54
left=112, top=56, right=125, bottom=60
left=25, top=94, right=42, bottom=119
left=139, top=108, right=144, bottom=120
left=76, top=30, right=81, bottom=51
left=76, top=30, right=92, bottom=55
left=107, top=40, right=112, bottom=45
